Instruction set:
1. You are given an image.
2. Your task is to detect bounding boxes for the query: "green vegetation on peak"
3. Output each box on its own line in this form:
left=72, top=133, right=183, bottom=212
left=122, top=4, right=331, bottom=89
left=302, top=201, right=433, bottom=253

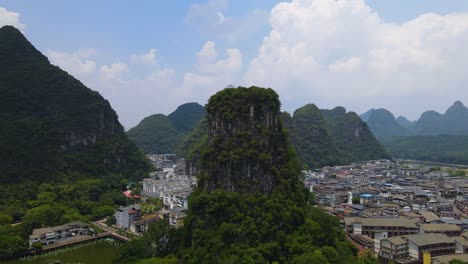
left=0, top=25, right=150, bottom=258
left=127, top=114, right=181, bottom=154
left=321, top=107, right=390, bottom=164
left=286, top=104, right=339, bottom=169
left=167, top=102, right=205, bottom=133
left=116, top=87, right=361, bottom=264
left=284, top=104, right=389, bottom=169
left=127, top=102, right=205, bottom=154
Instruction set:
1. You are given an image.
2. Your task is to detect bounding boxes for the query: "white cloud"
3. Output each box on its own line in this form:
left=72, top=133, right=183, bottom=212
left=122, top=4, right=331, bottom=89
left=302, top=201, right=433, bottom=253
left=185, top=0, right=269, bottom=42
left=245, top=0, right=468, bottom=118
left=174, top=41, right=243, bottom=101
left=131, top=48, right=157, bottom=65
left=197, top=41, right=218, bottom=64
left=48, top=49, right=97, bottom=76
left=100, top=62, right=129, bottom=80
left=0, top=7, right=26, bottom=30
left=217, top=12, right=230, bottom=25
left=196, top=41, right=242, bottom=74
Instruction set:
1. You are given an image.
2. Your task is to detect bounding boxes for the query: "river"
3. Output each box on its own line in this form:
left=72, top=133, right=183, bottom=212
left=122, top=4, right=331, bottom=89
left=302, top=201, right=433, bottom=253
left=1, top=239, right=122, bottom=264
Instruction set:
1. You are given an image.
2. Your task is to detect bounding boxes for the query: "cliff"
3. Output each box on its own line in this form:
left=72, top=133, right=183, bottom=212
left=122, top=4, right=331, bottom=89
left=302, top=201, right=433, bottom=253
left=180, top=86, right=358, bottom=263
left=199, top=86, right=289, bottom=194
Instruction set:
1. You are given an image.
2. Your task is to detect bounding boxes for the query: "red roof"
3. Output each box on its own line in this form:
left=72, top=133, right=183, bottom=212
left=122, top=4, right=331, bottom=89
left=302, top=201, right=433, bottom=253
left=122, top=190, right=142, bottom=199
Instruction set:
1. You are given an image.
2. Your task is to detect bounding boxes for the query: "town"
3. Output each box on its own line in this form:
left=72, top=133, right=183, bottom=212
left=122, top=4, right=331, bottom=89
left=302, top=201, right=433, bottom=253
left=27, top=155, right=468, bottom=264
left=305, top=159, right=468, bottom=264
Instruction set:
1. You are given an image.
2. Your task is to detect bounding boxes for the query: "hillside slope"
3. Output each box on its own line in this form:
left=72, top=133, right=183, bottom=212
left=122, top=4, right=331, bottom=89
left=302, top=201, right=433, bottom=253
left=0, top=25, right=149, bottom=184
left=127, top=102, right=205, bottom=154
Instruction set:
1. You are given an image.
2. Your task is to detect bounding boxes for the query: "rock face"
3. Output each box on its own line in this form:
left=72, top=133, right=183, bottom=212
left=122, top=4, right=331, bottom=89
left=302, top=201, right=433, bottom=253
left=199, top=86, right=287, bottom=194
left=0, top=25, right=149, bottom=183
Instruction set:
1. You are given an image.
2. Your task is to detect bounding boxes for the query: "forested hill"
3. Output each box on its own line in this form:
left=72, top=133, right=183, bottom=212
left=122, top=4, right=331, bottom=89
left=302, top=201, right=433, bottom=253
left=282, top=104, right=340, bottom=168
left=0, top=25, right=149, bottom=184
left=114, top=86, right=362, bottom=264
left=127, top=102, right=205, bottom=153
left=283, top=105, right=389, bottom=169
left=0, top=25, right=151, bottom=257
left=174, top=103, right=388, bottom=171
left=321, top=107, right=390, bottom=164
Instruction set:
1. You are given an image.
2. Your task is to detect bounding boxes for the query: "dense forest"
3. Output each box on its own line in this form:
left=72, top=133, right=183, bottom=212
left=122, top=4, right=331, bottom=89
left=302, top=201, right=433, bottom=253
left=113, top=87, right=379, bottom=264
left=127, top=103, right=205, bottom=154
left=0, top=26, right=150, bottom=258
left=383, top=135, right=468, bottom=165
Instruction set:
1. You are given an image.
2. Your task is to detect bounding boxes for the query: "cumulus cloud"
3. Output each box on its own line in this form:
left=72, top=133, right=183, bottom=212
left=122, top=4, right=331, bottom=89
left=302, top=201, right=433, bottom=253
left=100, top=62, right=129, bottom=80
left=245, top=0, right=468, bottom=118
left=174, top=41, right=243, bottom=101
left=48, top=49, right=97, bottom=77
left=196, top=41, right=242, bottom=74
left=131, top=48, right=158, bottom=65
left=0, top=7, right=26, bottom=30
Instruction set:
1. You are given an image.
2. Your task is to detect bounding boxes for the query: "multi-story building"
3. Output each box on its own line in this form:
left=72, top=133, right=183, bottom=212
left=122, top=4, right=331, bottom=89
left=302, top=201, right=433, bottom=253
left=29, top=222, right=90, bottom=246
left=115, top=205, right=142, bottom=230
left=379, top=236, right=409, bottom=261
left=344, top=217, right=419, bottom=239
left=421, top=223, right=462, bottom=237
left=406, top=233, right=455, bottom=260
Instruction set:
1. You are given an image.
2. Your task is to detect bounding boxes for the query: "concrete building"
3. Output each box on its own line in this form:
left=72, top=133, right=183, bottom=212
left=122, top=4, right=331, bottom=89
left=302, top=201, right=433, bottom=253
left=379, top=236, right=409, bottom=261
left=115, top=205, right=142, bottom=230
left=29, top=222, right=90, bottom=246
left=344, top=217, right=418, bottom=239
left=406, top=233, right=455, bottom=260
left=421, top=223, right=462, bottom=237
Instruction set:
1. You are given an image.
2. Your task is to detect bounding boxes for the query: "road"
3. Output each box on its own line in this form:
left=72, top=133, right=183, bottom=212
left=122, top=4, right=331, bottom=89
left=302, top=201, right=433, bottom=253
left=92, top=221, right=132, bottom=242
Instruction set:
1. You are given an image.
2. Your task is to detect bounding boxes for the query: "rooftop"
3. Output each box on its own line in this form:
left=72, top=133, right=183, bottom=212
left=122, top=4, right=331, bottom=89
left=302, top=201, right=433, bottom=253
left=405, top=233, right=453, bottom=246
left=421, top=223, right=462, bottom=233
left=344, top=217, right=418, bottom=228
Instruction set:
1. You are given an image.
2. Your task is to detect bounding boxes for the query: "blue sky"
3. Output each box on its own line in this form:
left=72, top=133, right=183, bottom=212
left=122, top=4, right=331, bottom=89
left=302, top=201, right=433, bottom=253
left=1, top=0, right=468, bottom=128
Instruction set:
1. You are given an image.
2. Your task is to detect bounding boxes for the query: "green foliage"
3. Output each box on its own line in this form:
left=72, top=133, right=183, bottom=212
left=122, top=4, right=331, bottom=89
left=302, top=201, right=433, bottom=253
left=0, top=26, right=151, bottom=258
left=284, top=105, right=340, bottom=169
left=357, top=249, right=379, bottom=264
left=383, top=135, right=468, bottom=165
left=178, top=87, right=357, bottom=263
left=449, top=259, right=468, bottom=264
left=321, top=107, right=390, bottom=164
left=284, top=105, right=389, bottom=169
left=175, top=119, right=208, bottom=162
left=127, top=103, right=205, bottom=154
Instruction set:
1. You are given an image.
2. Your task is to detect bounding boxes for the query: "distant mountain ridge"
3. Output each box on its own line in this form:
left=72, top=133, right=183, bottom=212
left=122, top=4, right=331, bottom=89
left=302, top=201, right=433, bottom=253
left=127, top=102, right=205, bottom=154
left=361, top=101, right=468, bottom=138
left=174, top=103, right=389, bottom=170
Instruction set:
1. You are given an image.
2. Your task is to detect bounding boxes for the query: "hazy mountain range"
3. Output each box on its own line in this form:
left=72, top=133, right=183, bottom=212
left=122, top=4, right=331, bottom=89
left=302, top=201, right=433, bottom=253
left=361, top=101, right=468, bottom=139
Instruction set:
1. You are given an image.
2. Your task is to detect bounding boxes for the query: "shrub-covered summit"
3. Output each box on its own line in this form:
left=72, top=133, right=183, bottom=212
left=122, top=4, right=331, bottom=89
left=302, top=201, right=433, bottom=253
left=114, top=87, right=362, bottom=264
